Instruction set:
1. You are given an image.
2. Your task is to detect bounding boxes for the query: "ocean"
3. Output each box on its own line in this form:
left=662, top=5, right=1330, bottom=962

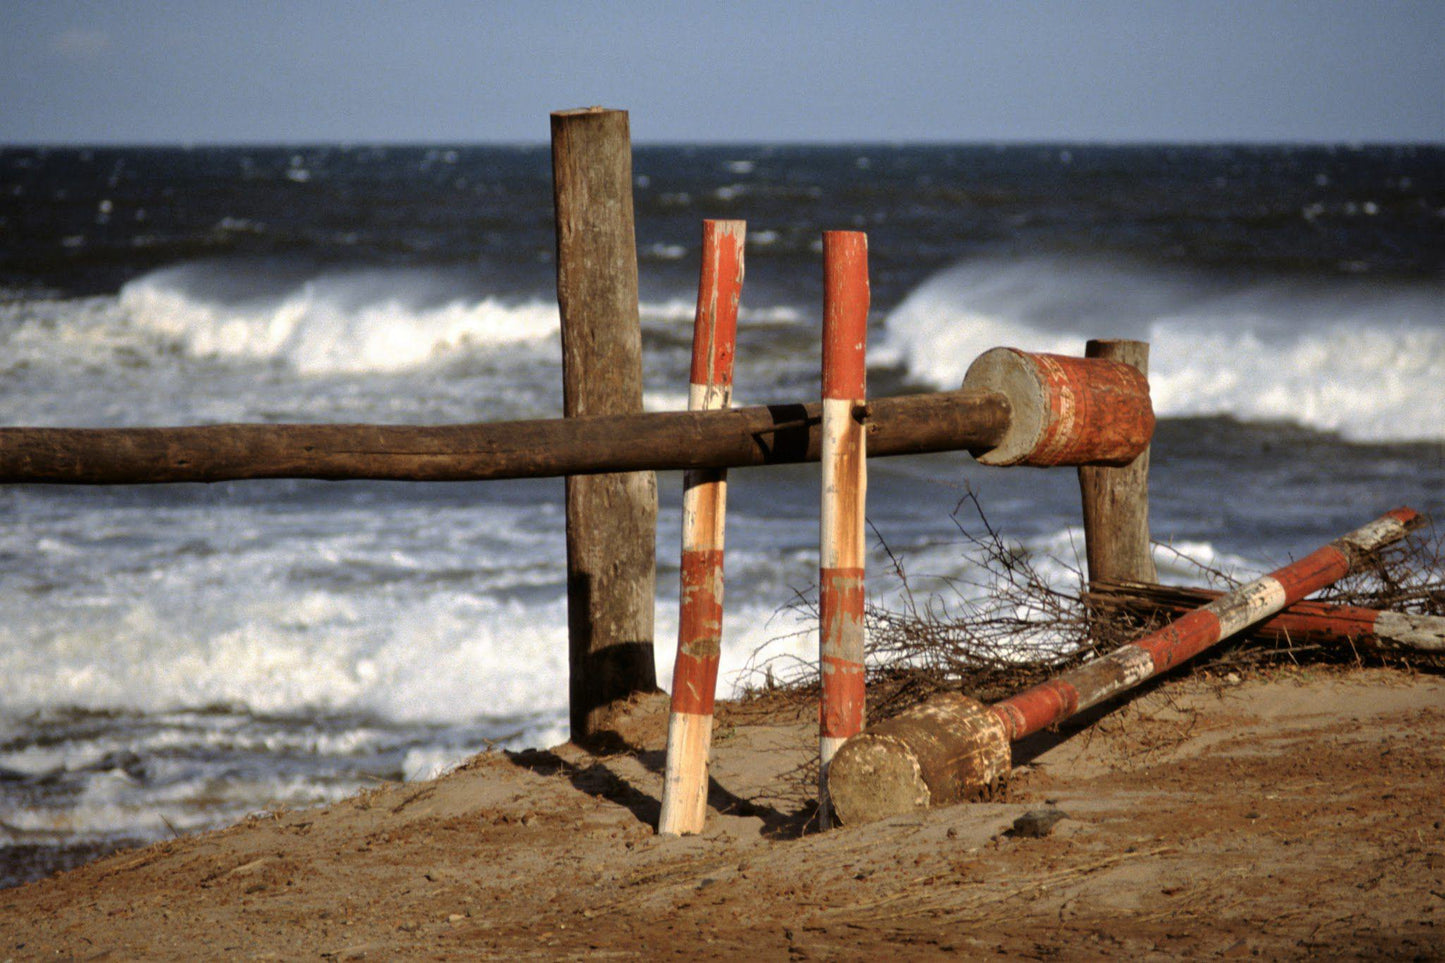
left=1, top=143, right=1442, bottom=887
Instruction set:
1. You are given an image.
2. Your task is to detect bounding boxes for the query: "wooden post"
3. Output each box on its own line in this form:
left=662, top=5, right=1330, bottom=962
left=551, top=107, right=659, bottom=743
left=659, top=220, right=745, bottom=836
left=827, top=507, right=1422, bottom=824
left=818, top=230, right=869, bottom=829
left=1077, top=339, right=1157, bottom=585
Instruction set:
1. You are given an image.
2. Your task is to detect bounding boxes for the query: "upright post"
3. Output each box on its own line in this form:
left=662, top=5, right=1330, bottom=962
left=659, top=220, right=745, bottom=836
left=818, top=230, right=869, bottom=828
left=551, top=107, right=659, bottom=743
left=1077, top=339, right=1157, bottom=585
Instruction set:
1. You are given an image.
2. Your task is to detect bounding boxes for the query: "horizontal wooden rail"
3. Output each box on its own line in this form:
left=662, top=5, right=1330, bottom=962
left=0, top=389, right=1011, bottom=485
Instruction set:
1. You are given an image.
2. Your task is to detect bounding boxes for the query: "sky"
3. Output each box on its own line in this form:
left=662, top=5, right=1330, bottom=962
left=1, top=1, right=1442, bottom=145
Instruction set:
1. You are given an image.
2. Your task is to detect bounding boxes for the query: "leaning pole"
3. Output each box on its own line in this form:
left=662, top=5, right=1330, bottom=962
left=826, top=507, right=1422, bottom=825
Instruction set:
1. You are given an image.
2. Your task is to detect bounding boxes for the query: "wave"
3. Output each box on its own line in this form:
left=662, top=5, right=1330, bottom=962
left=5, top=264, right=811, bottom=379
left=880, top=257, right=1445, bottom=442
left=117, top=264, right=562, bottom=375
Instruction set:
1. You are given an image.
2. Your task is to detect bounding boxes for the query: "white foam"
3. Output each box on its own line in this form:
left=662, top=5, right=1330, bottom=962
left=882, top=257, right=1445, bottom=442
left=117, top=266, right=561, bottom=375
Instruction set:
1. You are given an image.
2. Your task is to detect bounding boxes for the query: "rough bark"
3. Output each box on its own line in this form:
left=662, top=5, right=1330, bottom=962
left=552, top=107, right=658, bottom=742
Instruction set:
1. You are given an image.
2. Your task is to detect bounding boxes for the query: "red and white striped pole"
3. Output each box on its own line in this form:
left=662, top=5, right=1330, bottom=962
left=818, top=230, right=869, bottom=829
left=990, top=506, right=1422, bottom=741
left=1091, top=582, right=1445, bottom=654
left=825, top=507, right=1423, bottom=825
left=658, top=219, right=745, bottom=836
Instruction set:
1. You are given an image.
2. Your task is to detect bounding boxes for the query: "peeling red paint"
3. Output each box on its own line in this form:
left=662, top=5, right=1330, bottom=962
left=821, top=231, right=868, bottom=401
left=1026, top=352, right=1154, bottom=467
left=986, top=508, right=1418, bottom=743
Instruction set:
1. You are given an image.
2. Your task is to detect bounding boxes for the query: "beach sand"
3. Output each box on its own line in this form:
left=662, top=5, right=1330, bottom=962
left=3, top=666, right=1442, bottom=960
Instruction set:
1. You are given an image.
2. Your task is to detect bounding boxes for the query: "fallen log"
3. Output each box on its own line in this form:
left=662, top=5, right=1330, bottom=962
left=826, top=507, right=1423, bottom=825
left=1089, top=578, right=1445, bottom=654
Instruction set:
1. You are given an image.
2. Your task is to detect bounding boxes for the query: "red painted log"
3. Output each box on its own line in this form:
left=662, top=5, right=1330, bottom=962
left=818, top=230, right=869, bottom=829
left=826, top=507, right=1423, bottom=825
left=961, top=347, right=1155, bottom=467
left=1089, top=579, right=1445, bottom=654
left=659, top=219, right=745, bottom=836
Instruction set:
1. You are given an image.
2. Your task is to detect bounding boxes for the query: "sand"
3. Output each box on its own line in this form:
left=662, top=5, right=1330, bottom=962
left=2, top=665, right=1443, bottom=960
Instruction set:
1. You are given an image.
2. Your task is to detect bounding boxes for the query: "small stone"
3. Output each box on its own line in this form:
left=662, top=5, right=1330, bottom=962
left=1008, top=808, right=1068, bottom=838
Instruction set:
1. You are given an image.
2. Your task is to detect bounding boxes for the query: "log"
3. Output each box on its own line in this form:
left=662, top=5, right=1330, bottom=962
left=1077, top=340, right=1157, bottom=585
left=0, top=390, right=1011, bottom=485
left=960, top=347, right=1154, bottom=467
left=827, top=507, right=1423, bottom=825
left=817, top=231, right=869, bottom=829
left=0, top=342, right=1155, bottom=486
left=660, top=219, right=744, bottom=836
left=965, top=345, right=1156, bottom=465
left=552, top=106, right=658, bottom=740
left=1089, top=578, right=1445, bottom=654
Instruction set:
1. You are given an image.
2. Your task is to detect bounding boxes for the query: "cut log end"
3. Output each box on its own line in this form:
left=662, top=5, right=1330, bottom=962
left=826, top=734, right=931, bottom=825
left=961, top=347, right=1154, bottom=467
left=827, top=693, right=1011, bottom=826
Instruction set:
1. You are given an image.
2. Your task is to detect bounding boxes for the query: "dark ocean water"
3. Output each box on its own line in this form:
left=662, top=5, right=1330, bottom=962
left=0, top=143, right=1441, bottom=887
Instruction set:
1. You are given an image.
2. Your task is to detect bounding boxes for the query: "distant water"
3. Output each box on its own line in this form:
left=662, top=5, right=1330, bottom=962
left=2, top=144, right=1442, bottom=887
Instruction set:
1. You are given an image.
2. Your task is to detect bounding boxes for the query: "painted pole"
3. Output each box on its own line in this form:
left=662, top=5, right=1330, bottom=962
left=959, top=347, right=1155, bottom=468
left=551, top=107, right=658, bottom=744
left=818, top=230, right=869, bottom=829
left=1089, top=579, right=1445, bottom=654
left=659, top=219, right=745, bottom=836
left=1077, top=340, right=1158, bottom=586
left=826, top=507, right=1423, bottom=825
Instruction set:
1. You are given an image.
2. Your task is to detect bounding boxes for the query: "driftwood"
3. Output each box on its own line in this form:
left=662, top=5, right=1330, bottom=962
left=1090, top=578, right=1445, bottom=654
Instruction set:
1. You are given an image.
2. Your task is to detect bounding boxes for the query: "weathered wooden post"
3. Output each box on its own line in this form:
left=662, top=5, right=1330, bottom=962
left=659, top=220, right=745, bottom=835
left=551, top=107, right=659, bottom=743
left=818, top=230, right=869, bottom=828
left=827, top=507, right=1421, bottom=824
left=1077, top=339, right=1157, bottom=585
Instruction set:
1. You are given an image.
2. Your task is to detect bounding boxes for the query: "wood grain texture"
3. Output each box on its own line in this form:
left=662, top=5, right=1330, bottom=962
left=0, top=389, right=1011, bottom=485
left=552, top=107, right=658, bottom=741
